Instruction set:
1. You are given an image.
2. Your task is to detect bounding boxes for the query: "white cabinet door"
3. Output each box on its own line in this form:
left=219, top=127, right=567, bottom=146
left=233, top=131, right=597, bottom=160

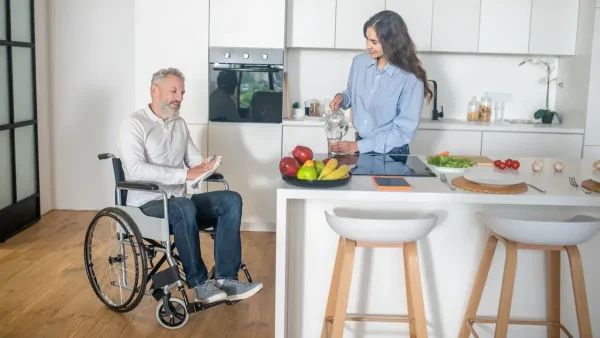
left=335, top=0, right=385, bottom=50
left=583, top=146, right=600, bottom=160
left=431, top=0, right=481, bottom=53
left=207, top=122, right=282, bottom=225
left=409, top=130, right=482, bottom=156
left=482, top=132, right=583, bottom=159
left=134, top=0, right=209, bottom=124
left=585, top=10, right=600, bottom=146
left=478, top=0, right=532, bottom=54
left=286, top=0, right=336, bottom=48
left=385, top=0, right=433, bottom=51
left=282, top=126, right=356, bottom=157
left=210, top=0, right=285, bottom=48
left=529, top=0, right=579, bottom=55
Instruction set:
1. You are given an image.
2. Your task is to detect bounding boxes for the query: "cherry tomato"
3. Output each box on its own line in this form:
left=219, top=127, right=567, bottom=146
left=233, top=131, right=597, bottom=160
left=494, top=160, right=501, bottom=167
left=499, top=162, right=506, bottom=169
left=511, top=160, right=520, bottom=170
left=505, top=159, right=513, bottom=167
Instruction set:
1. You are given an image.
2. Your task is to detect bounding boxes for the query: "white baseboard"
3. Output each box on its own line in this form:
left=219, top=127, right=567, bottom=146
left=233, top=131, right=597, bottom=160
left=241, top=222, right=276, bottom=232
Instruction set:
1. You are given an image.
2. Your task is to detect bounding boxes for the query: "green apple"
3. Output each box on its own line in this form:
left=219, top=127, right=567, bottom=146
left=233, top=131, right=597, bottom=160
left=314, top=160, right=325, bottom=176
left=296, top=166, right=317, bottom=180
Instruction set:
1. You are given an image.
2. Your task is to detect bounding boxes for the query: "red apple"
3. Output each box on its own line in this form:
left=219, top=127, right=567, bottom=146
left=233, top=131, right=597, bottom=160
left=279, top=157, right=300, bottom=176
left=292, top=145, right=313, bottom=165
left=323, top=158, right=331, bottom=165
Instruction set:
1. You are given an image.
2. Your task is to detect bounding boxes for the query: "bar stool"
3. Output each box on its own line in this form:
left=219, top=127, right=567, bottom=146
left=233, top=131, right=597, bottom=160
left=321, top=209, right=438, bottom=338
left=459, top=212, right=600, bottom=338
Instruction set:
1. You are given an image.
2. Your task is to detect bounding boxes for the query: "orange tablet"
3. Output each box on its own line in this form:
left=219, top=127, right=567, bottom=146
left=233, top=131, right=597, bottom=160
left=371, top=176, right=412, bottom=191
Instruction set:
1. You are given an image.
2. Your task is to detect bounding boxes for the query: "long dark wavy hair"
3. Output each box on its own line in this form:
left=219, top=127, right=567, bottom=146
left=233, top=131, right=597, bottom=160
left=363, top=10, right=433, bottom=103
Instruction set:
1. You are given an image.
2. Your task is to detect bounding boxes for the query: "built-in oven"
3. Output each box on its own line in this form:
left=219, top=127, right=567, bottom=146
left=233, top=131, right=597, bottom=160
left=208, top=47, right=284, bottom=123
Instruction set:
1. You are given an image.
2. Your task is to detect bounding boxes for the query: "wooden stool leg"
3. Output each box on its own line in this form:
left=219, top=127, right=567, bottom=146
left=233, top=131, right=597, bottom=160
left=458, top=235, right=498, bottom=338
left=494, top=240, right=518, bottom=338
left=547, top=250, right=561, bottom=338
left=322, top=237, right=346, bottom=338
left=565, top=246, right=593, bottom=338
left=404, top=244, right=416, bottom=338
left=331, top=238, right=356, bottom=338
left=404, top=241, right=428, bottom=338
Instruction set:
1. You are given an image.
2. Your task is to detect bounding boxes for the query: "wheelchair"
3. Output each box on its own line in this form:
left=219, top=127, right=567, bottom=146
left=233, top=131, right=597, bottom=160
left=83, top=153, right=253, bottom=329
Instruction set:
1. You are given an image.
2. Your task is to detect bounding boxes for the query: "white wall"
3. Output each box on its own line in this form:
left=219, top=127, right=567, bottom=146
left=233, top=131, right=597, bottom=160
left=285, top=49, right=560, bottom=121
left=34, top=0, right=52, bottom=215
left=49, top=0, right=135, bottom=210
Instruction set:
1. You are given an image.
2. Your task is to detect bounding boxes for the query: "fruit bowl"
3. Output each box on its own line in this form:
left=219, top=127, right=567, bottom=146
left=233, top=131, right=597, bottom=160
left=281, top=173, right=352, bottom=188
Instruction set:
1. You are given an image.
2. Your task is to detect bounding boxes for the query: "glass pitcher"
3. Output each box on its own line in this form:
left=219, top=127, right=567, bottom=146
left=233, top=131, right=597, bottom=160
left=324, top=107, right=349, bottom=156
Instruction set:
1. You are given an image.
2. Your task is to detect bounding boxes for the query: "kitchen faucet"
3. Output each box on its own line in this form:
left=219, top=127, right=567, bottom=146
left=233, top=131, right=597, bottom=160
left=429, top=80, right=443, bottom=120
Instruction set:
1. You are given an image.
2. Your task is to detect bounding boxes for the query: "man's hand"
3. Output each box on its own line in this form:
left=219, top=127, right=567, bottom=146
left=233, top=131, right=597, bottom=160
left=187, top=158, right=217, bottom=180
left=329, top=141, right=359, bottom=155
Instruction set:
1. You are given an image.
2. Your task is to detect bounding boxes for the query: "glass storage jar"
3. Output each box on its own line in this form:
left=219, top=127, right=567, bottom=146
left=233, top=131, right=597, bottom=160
left=479, top=95, right=492, bottom=122
left=467, top=96, right=480, bottom=121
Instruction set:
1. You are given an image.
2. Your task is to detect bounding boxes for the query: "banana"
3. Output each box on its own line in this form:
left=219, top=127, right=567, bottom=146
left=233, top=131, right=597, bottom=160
left=318, top=158, right=338, bottom=180
left=322, top=165, right=349, bottom=180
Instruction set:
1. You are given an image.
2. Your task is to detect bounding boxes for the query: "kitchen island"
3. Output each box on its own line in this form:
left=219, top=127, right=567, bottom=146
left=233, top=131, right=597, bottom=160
left=275, top=156, right=600, bottom=338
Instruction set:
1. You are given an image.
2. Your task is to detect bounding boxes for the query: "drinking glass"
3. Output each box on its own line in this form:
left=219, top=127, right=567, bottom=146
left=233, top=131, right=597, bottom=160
left=327, top=131, right=343, bottom=157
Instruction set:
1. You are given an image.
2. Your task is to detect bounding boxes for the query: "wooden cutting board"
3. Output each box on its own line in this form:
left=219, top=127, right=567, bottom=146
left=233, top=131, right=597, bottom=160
left=452, top=155, right=494, bottom=166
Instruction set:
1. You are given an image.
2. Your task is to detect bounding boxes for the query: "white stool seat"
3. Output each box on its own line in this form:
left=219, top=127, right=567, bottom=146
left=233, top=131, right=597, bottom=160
left=476, top=212, right=600, bottom=246
left=324, top=209, right=438, bottom=244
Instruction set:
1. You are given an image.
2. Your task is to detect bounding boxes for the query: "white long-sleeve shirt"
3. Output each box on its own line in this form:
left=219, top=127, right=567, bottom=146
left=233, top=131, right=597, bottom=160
left=117, top=106, right=204, bottom=207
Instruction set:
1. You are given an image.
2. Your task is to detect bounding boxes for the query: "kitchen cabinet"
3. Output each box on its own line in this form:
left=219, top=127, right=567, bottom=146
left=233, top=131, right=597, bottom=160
left=409, top=130, right=482, bottom=156
left=210, top=0, right=285, bottom=49
left=281, top=125, right=356, bottom=156
left=134, top=0, right=209, bottom=124
left=585, top=9, right=600, bottom=146
left=286, top=0, right=336, bottom=48
left=481, top=132, right=583, bottom=159
left=583, top=146, right=600, bottom=160
left=335, top=0, right=385, bottom=50
left=207, top=122, right=282, bottom=226
left=478, top=0, right=532, bottom=54
left=431, top=0, right=481, bottom=53
left=385, top=0, right=433, bottom=51
left=528, top=0, right=579, bottom=55
left=186, top=125, right=208, bottom=194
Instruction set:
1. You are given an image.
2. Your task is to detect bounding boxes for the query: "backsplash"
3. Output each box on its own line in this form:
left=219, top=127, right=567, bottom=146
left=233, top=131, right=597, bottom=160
left=285, top=49, right=559, bottom=121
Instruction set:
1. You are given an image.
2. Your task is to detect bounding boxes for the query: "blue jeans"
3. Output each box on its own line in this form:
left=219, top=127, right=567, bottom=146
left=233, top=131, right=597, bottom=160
left=139, top=191, right=243, bottom=288
left=356, top=133, right=410, bottom=155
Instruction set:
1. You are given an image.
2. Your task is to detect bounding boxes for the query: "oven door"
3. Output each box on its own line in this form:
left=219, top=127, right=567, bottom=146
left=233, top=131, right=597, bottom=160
left=209, top=63, right=283, bottom=123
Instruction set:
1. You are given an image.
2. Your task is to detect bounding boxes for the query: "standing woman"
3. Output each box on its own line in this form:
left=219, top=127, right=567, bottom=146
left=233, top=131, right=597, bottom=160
left=329, top=10, right=433, bottom=155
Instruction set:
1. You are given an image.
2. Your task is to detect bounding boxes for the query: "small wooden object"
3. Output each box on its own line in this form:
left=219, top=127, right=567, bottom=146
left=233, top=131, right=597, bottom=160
left=581, top=179, right=600, bottom=193
left=451, top=176, right=528, bottom=194
left=321, top=238, right=428, bottom=337
left=458, top=233, right=592, bottom=338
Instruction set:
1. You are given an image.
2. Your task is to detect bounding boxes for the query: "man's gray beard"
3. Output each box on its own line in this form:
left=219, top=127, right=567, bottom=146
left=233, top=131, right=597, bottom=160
left=159, top=101, right=180, bottom=118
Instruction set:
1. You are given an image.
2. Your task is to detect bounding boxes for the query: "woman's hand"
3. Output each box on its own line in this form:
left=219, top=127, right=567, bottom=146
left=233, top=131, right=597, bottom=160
left=329, top=141, right=359, bottom=155
left=329, top=94, right=344, bottom=111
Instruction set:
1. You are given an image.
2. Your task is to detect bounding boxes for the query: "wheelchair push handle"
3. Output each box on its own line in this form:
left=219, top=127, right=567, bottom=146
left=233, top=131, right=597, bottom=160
left=98, top=153, right=116, bottom=160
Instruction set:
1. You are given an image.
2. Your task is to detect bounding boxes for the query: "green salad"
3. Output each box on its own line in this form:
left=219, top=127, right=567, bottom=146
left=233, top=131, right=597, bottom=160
left=426, top=155, right=474, bottom=168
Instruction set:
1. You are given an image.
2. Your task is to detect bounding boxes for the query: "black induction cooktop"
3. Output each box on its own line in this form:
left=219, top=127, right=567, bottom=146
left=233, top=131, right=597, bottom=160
left=342, top=154, right=436, bottom=177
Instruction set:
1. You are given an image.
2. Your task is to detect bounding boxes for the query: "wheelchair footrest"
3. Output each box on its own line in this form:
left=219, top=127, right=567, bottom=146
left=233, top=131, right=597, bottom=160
left=150, top=266, right=180, bottom=290
left=187, top=299, right=227, bottom=314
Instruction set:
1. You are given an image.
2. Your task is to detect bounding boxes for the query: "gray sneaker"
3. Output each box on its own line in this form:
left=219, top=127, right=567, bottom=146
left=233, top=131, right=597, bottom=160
left=215, top=279, right=264, bottom=301
left=193, top=280, right=227, bottom=305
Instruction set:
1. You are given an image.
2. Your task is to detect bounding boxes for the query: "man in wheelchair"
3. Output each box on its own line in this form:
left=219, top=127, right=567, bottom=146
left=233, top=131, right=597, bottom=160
left=117, top=67, right=263, bottom=306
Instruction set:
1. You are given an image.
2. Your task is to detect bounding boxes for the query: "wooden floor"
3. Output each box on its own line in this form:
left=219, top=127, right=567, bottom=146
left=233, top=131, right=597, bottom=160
left=0, top=210, right=275, bottom=337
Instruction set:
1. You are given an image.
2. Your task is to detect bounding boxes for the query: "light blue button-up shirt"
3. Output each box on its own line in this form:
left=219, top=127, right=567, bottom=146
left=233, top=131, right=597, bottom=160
left=340, top=52, right=424, bottom=154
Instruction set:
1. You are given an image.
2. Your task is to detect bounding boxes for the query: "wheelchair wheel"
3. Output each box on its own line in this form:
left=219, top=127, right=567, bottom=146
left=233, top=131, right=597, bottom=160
left=156, top=297, right=189, bottom=329
left=84, top=207, right=148, bottom=312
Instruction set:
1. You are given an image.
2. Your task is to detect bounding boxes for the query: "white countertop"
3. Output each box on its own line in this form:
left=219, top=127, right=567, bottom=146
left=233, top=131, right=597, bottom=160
left=282, top=117, right=585, bottom=134
left=277, top=156, right=600, bottom=206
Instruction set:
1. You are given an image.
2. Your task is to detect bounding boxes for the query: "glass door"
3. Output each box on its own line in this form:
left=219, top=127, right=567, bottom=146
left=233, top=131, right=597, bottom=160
left=0, top=0, right=40, bottom=242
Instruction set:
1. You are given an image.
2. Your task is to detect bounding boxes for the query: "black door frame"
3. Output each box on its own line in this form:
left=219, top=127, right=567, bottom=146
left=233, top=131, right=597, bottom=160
left=0, top=0, right=40, bottom=242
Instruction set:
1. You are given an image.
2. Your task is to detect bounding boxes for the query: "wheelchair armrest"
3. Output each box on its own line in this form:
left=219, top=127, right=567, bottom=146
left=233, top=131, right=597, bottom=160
left=116, top=181, right=160, bottom=191
left=206, top=172, right=224, bottom=181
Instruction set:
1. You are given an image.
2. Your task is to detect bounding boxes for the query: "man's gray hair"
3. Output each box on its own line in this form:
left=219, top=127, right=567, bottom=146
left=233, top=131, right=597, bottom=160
left=151, top=67, right=185, bottom=85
